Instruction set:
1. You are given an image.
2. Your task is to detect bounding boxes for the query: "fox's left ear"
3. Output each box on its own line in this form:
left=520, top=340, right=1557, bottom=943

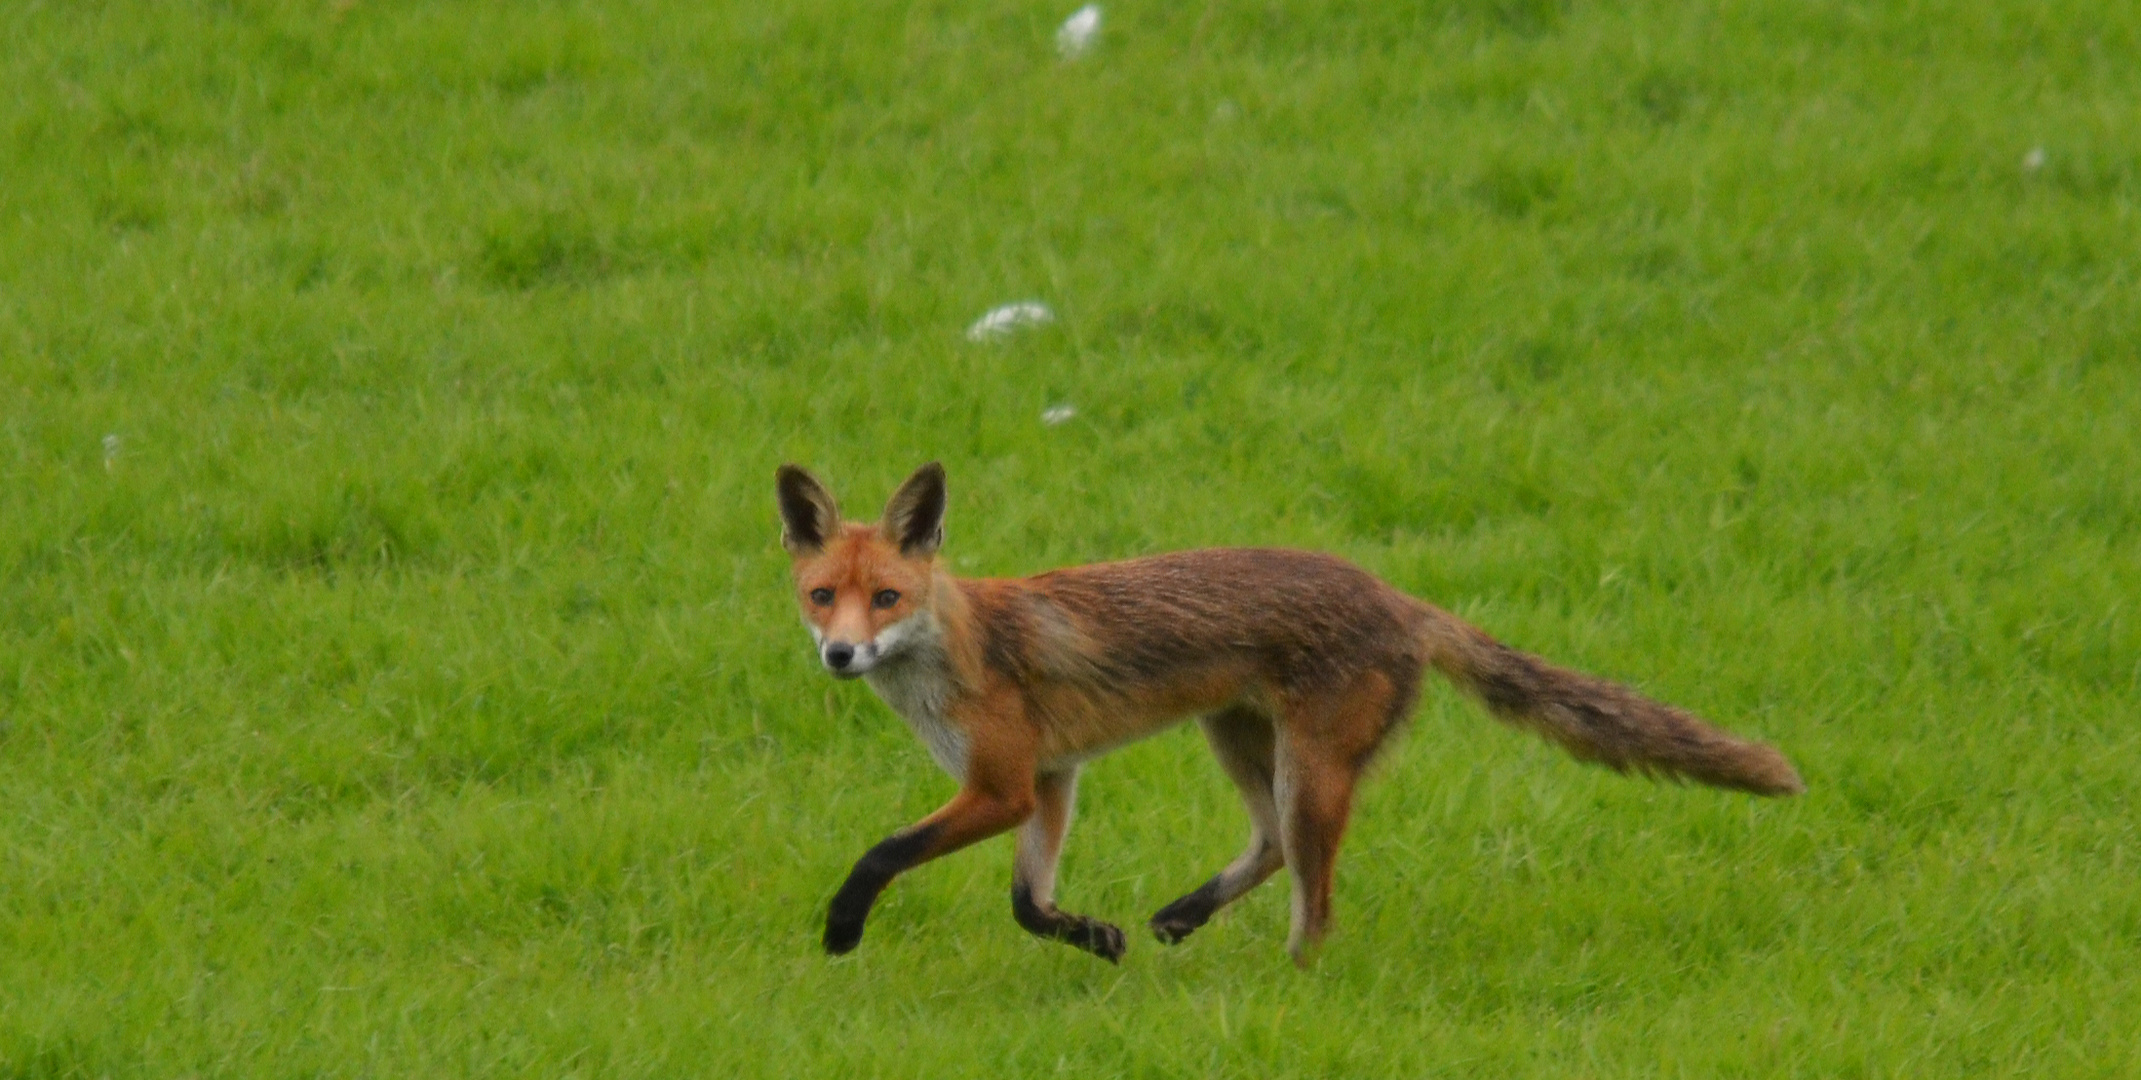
left=881, top=461, right=947, bottom=557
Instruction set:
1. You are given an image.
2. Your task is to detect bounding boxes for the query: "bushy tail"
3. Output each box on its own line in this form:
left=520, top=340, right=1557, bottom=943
left=1416, top=604, right=1804, bottom=797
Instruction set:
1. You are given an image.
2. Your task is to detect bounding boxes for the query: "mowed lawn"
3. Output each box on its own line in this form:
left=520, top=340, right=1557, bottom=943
left=3, top=0, right=2137, bottom=1075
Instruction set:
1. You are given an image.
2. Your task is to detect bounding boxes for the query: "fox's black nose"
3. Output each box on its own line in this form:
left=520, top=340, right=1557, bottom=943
left=823, top=643, right=855, bottom=670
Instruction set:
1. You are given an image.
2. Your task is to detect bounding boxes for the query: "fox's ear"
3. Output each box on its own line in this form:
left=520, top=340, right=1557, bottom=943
left=881, top=461, right=947, bottom=557
left=776, top=464, right=841, bottom=555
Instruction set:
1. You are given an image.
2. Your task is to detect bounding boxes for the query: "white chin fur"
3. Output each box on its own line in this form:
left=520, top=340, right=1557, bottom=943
left=873, top=616, right=919, bottom=656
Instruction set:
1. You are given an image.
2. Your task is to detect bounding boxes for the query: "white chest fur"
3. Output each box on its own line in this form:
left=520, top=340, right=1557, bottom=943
left=861, top=623, right=968, bottom=781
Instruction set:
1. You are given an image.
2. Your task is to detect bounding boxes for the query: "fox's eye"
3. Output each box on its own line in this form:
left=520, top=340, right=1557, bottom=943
left=872, top=589, right=901, bottom=609
left=809, top=588, right=834, bottom=606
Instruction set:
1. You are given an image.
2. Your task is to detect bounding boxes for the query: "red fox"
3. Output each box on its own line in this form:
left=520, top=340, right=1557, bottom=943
left=779, top=462, right=1803, bottom=966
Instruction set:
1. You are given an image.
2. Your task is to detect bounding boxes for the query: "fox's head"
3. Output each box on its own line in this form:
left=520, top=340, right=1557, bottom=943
left=775, top=462, right=947, bottom=679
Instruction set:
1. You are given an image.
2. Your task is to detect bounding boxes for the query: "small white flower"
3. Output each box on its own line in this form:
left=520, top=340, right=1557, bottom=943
left=966, top=301, right=1055, bottom=341
left=102, top=433, right=120, bottom=471
left=1057, top=5, right=1101, bottom=59
left=1041, top=404, right=1077, bottom=426
left=2022, top=146, right=2047, bottom=173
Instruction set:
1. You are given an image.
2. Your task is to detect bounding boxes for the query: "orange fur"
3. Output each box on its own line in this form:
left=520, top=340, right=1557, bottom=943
left=780, top=462, right=1803, bottom=965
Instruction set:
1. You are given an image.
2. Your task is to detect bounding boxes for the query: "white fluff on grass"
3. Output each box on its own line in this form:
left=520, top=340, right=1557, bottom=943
left=1057, top=5, right=1101, bottom=59
left=965, top=301, right=1054, bottom=341
left=1041, top=405, right=1076, bottom=426
left=2023, top=146, right=2047, bottom=173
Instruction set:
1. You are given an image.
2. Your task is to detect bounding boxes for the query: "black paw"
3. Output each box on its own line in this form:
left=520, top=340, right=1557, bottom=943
left=1071, top=919, right=1127, bottom=963
left=823, top=918, right=864, bottom=955
left=1148, top=896, right=1215, bottom=945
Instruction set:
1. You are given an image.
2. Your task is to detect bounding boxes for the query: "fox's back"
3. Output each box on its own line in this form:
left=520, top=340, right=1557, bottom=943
left=962, top=548, right=1425, bottom=698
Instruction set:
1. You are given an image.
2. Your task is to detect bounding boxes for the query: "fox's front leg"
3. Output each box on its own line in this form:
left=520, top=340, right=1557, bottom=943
left=1010, top=767, right=1127, bottom=962
left=823, top=786, right=1035, bottom=953
left=824, top=712, right=1039, bottom=955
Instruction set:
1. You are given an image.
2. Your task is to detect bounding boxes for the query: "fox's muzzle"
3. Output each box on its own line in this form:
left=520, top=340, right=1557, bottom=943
left=813, top=614, right=924, bottom=678
left=818, top=639, right=883, bottom=678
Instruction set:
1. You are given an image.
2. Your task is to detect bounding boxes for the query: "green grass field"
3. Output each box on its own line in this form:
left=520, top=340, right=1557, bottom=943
left=4, top=0, right=2138, bottom=1075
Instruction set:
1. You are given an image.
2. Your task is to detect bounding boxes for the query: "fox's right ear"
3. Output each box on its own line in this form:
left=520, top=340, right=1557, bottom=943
left=776, top=465, right=841, bottom=555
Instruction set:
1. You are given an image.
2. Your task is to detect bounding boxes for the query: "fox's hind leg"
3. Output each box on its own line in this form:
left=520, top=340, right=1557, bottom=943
left=1150, top=705, right=1287, bottom=944
left=1271, top=670, right=1407, bottom=966
left=1010, top=767, right=1128, bottom=962
left=1271, top=736, right=1357, bottom=966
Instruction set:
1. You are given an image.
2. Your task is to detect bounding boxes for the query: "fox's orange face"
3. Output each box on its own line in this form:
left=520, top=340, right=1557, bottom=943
left=777, top=462, right=946, bottom=679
